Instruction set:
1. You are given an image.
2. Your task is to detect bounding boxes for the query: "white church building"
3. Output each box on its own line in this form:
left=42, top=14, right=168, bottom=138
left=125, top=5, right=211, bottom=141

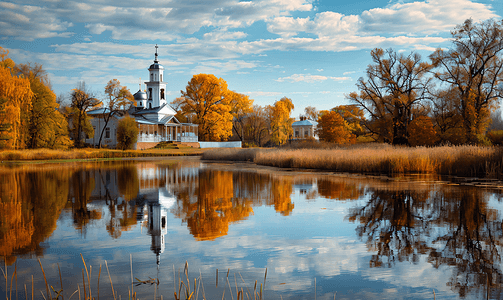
left=86, top=46, right=198, bottom=150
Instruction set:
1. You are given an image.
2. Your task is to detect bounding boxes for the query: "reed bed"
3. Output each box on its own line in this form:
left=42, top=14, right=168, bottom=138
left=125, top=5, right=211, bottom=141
left=1, top=255, right=269, bottom=300
left=0, top=147, right=203, bottom=162
left=202, top=144, right=503, bottom=178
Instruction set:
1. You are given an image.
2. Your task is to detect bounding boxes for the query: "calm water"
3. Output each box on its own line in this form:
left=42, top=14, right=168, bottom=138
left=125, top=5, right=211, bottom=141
left=1, top=158, right=503, bottom=299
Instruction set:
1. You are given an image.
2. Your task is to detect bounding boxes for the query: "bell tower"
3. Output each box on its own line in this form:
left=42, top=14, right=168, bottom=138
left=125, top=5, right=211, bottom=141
left=145, top=45, right=167, bottom=109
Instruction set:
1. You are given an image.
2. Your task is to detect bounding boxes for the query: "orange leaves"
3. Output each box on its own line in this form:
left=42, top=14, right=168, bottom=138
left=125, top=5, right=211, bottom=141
left=0, top=62, right=33, bottom=149
left=408, top=116, right=439, bottom=147
left=178, top=74, right=235, bottom=141
left=316, top=110, right=355, bottom=144
left=267, top=97, right=294, bottom=146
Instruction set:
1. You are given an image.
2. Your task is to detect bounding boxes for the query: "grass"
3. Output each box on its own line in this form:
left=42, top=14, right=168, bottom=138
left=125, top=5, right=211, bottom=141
left=202, top=144, right=503, bottom=178
left=1, top=255, right=270, bottom=300
left=0, top=146, right=204, bottom=163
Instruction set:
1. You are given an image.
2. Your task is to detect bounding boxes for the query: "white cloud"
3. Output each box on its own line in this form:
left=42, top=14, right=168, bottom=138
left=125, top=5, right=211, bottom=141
left=276, top=74, right=351, bottom=83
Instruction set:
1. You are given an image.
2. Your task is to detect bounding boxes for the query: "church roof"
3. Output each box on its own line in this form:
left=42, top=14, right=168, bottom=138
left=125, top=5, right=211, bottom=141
left=292, top=119, right=318, bottom=126
left=87, top=108, right=109, bottom=115
left=133, top=103, right=168, bottom=115
left=134, top=90, right=147, bottom=101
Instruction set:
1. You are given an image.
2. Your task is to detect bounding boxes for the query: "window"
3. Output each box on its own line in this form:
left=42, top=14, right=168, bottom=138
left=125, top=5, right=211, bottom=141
left=148, top=88, right=152, bottom=100
left=305, top=130, right=308, bottom=137
left=295, top=130, right=299, bottom=137
left=155, top=74, right=157, bottom=81
left=149, top=102, right=152, bottom=109
left=154, top=131, right=157, bottom=136
left=150, top=73, right=153, bottom=81
left=160, top=74, right=162, bottom=82
left=105, top=127, right=110, bottom=139
left=161, top=89, right=165, bottom=100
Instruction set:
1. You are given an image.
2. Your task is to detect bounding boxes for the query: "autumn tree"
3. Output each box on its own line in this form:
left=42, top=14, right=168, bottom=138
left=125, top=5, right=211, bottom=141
left=14, top=63, right=72, bottom=149
left=173, top=74, right=233, bottom=141
left=70, top=82, right=101, bottom=147
left=243, top=105, right=270, bottom=146
left=331, top=105, right=366, bottom=137
left=316, top=110, right=355, bottom=144
left=304, top=106, right=320, bottom=121
left=408, top=115, right=439, bottom=146
left=348, top=48, right=433, bottom=145
left=0, top=47, right=33, bottom=149
left=116, top=115, right=139, bottom=150
left=97, top=79, right=134, bottom=148
left=430, top=19, right=503, bottom=144
left=229, top=91, right=253, bottom=141
left=267, top=97, right=294, bottom=146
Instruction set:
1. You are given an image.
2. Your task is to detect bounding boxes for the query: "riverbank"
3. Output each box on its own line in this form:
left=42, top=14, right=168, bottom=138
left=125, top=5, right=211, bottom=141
left=0, top=145, right=204, bottom=163
left=202, top=144, right=503, bottom=178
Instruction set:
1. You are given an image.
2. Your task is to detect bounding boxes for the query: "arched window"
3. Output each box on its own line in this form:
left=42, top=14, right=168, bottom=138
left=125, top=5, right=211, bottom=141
left=150, top=73, right=153, bottom=81
left=160, top=74, right=162, bottom=82
left=161, top=89, right=165, bottom=100
left=148, top=88, right=152, bottom=100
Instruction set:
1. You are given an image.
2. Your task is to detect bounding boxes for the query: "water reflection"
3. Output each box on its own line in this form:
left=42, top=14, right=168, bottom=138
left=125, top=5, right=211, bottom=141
left=1, top=160, right=503, bottom=299
left=349, top=185, right=503, bottom=298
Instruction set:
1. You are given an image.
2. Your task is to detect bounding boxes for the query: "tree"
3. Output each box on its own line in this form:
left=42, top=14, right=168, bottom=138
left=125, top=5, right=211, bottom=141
left=14, top=63, right=72, bottom=149
left=430, top=19, right=503, bottom=144
left=348, top=48, right=433, bottom=145
left=304, top=106, right=320, bottom=121
left=331, top=105, right=366, bottom=137
left=267, top=97, right=294, bottom=146
left=173, top=74, right=233, bottom=141
left=116, top=115, right=139, bottom=150
left=97, top=79, right=134, bottom=148
left=408, top=115, right=439, bottom=146
left=70, top=82, right=101, bottom=147
left=242, top=105, right=270, bottom=146
left=229, top=91, right=253, bottom=141
left=316, top=110, right=355, bottom=144
left=0, top=48, right=33, bottom=149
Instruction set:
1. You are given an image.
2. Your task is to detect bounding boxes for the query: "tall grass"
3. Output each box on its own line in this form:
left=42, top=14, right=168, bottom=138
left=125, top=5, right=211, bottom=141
left=0, top=147, right=204, bottom=162
left=202, top=144, right=503, bottom=178
left=1, top=255, right=269, bottom=300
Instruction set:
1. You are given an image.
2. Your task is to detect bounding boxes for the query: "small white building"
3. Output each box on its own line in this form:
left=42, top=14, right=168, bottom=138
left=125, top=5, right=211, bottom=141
left=86, top=46, right=198, bottom=149
left=292, top=118, right=318, bottom=140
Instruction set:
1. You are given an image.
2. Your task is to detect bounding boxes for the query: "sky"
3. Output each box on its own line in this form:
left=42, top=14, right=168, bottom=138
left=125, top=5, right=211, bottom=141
left=1, top=0, right=502, bottom=118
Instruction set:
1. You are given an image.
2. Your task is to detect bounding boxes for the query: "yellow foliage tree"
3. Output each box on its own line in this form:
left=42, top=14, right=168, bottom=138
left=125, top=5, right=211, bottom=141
left=267, top=97, right=294, bottom=146
left=15, top=63, right=72, bottom=149
left=0, top=50, right=33, bottom=149
left=408, top=115, right=439, bottom=146
left=174, top=74, right=233, bottom=141
left=229, top=91, right=253, bottom=141
left=316, top=110, right=356, bottom=144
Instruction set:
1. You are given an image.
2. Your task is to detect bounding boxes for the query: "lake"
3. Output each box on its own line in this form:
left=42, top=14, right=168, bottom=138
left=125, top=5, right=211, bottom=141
left=1, top=157, right=502, bottom=299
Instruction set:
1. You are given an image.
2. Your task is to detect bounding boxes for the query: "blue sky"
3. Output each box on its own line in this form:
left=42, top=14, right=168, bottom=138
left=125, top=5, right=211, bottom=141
left=1, top=0, right=502, bottom=117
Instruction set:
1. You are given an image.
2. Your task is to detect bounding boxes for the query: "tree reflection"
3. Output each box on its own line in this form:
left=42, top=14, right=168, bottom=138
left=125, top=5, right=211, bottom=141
left=69, top=169, right=101, bottom=234
left=349, top=185, right=503, bottom=297
left=317, top=178, right=363, bottom=201
left=174, top=170, right=254, bottom=240
left=0, top=166, right=70, bottom=265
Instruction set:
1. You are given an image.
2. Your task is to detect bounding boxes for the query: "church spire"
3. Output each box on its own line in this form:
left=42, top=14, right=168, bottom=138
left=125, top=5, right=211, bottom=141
left=154, top=44, right=159, bottom=63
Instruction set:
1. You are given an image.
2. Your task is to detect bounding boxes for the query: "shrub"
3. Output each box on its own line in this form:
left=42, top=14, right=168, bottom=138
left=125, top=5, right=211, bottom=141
left=116, top=116, right=139, bottom=150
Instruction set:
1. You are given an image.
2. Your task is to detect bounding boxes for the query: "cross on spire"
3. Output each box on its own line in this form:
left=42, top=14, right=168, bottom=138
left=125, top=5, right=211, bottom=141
left=154, top=44, right=158, bottom=62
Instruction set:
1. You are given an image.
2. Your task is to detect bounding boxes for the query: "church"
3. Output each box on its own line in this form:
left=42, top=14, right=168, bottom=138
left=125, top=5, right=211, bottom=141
left=86, top=46, right=198, bottom=150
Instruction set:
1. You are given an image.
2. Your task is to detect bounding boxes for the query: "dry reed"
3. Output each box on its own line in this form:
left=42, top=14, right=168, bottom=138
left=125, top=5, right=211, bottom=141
left=202, top=144, right=503, bottom=178
left=0, top=147, right=203, bottom=162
